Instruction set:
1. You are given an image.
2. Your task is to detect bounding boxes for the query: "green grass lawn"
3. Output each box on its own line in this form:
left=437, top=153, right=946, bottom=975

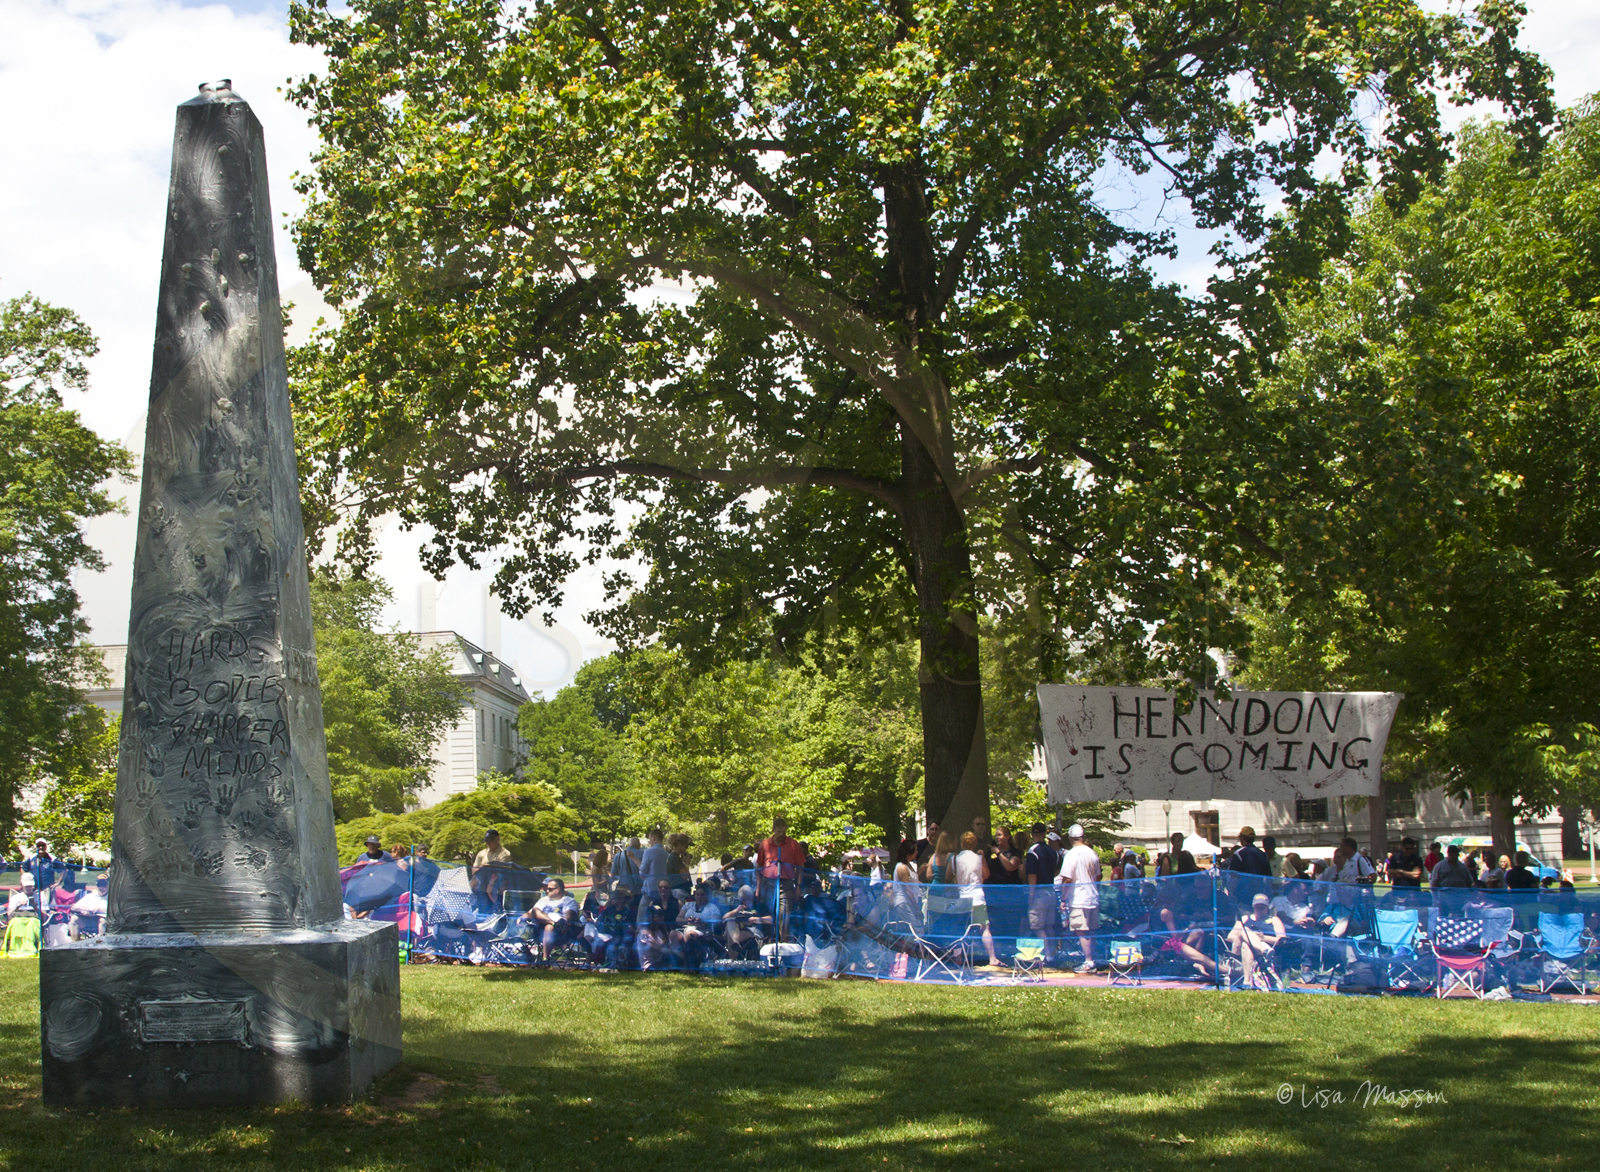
left=0, top=961, right=1596, bottom=1171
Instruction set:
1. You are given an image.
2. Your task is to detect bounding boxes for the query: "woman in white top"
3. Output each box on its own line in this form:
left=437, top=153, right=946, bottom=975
left=1478, top=851, right=1509, bottom=890
left=889, top=839, right=923, bottom=931
left=954, top=831, right=1001, bottom=968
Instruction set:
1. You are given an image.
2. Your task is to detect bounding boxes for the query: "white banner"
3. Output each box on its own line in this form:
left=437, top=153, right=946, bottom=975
left=1037, top=685, right=1403, bottom=802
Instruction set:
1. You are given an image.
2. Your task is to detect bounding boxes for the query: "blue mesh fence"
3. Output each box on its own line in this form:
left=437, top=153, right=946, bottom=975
left=335, top=857, right=1600, bottom=997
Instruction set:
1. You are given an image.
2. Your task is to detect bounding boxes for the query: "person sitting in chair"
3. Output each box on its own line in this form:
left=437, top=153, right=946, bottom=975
left=722, top=885, right=770, bottom=959
left=528, top=877, right=581, bottom=960
left=1229, top=892, right=1286, bottom=990
left=1149, top=899, right=1218, bottom=980
left=671, top=884, right=725, bottom=967
left=590, top=886, right=636, bottom=968
left=636, top=879, right=682, bottom=969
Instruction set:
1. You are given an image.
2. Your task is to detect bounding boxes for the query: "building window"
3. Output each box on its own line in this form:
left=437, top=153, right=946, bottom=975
left=1296, top=798, right=1329, bottom=823
left=1385, top=792, right=1417, bottom=819
left=1191, top=811, right=1219, bottom=845
left=478, top=708, right=484, bottom=742
left=1471, top=793, right=1490, bottom=816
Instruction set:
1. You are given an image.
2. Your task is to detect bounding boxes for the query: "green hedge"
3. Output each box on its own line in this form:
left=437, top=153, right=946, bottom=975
left=336, top=782, right=579, bottom=866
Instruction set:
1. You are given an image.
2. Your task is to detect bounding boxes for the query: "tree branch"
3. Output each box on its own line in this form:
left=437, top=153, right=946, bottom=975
left=691, top=250, right=962, bottom=495
left=932, top=30, right=1241, bottom=316
left=954, top=454, right=1043, bottom=501
left=547, top=458, right=906, bottom=515
left=725, top=153, right=800, bottom=219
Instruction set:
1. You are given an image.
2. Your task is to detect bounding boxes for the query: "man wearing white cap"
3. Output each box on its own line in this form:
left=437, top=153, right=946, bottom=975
left=1057, top=823, right=1102, bottom=973
left=7, top=873, right=42, bottom=918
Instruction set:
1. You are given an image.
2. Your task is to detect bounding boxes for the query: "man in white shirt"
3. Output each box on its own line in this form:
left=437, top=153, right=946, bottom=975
left=529, top=877, right=581, bottom=959
left=1335, top=837, right=1376, bottom=885
left=7, top=873, right=41, bottom=918
left=1269, top=882, right=1315, bottom=930
left=71, top=875, right=109, bottom=938
left=672, top=885, right=724, bottom=966
left=1057, top=824, right=1103, bottom=973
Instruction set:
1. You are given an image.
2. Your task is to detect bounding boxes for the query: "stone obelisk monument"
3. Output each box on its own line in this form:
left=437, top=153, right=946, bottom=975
left=39, top=81, right=400, bottom=1106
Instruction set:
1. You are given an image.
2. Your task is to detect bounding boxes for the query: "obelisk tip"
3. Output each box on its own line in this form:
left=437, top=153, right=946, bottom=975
left=181, top=78, right=243, bottom=106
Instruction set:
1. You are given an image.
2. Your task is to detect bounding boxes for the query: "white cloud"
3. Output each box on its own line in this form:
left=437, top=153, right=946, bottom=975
left=0, top=0, right=320, bottom=443
left=5, top=0, right=1595, bottom=667
left=1513, top=0, right=1600, bottom=108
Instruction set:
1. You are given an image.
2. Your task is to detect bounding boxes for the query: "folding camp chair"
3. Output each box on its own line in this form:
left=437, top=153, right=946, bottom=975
left=1011, top=937, right=1048, bottom=982
left=1292, top=927, right=1347, bottom=988
left=1525, top=912, right=1597, bottom=995
left=1353, top=908, right=1430, bottom=991
left=1107, top=938, right=1144, bottom=986
left=907, top=900, right=979, bottom=983
left=1430, top=913, right=1493, bottom=999
left=1113, top=891, right=1154, bottom=934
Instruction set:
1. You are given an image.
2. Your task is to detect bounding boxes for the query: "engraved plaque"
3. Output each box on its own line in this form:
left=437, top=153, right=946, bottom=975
left=138, top=998, right=250, bottom=1045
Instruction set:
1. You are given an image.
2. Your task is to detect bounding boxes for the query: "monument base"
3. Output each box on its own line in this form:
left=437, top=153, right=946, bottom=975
left=40, top=920, right=400, bottom=1107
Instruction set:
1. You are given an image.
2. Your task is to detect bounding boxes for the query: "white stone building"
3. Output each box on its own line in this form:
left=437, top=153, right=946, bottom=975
left=1115, top=791, right=1563, bottom=859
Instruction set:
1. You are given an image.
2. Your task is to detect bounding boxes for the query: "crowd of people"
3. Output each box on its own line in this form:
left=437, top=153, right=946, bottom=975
left=12, top=816, right=1574, bottom=991
left=1, top=839, right=109, bottom=956
left=365, top=815, right=1595, bottom=991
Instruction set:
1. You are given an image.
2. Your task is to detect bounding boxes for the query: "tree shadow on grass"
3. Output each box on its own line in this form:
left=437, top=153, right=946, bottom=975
left=1, top=969, right=1597, bottom=1172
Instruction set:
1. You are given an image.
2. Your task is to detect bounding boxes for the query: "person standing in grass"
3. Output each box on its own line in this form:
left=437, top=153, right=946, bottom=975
left=757, top=815, right=806, bottom=940
left=588, top=839, right=611, bottom=894
left=639, top=828, right=671, bottom=884
left=1387, top=837, right=1426, bottom=889
left=1156, top=831, right=1185, bottom=877
left=1430, top=844, right=1474, bottom=889
left=889, top=839, right=923, bottom=932
left=954, top=831, right=1001, bottom=968
left=1506, top=851, right=1540, bottom=890
left=473, top=829, right=512, bottom=868
left=1228, top=827, right=1271, bottom=876
left=1058, top=824, right=1103, bottom=974
left=920, top=830, right=958, bottom=924
left=987, top=826, right=1025, bottom=948
left=1025, top=823, right=1061, bottom=961
left=610, top=837, right=643, bottom=894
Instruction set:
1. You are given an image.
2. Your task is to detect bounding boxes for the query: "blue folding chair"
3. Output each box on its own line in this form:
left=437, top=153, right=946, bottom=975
left=1353, top=908, right=1429, bottom=991
left=1527, top=912, right=1596, bottom=995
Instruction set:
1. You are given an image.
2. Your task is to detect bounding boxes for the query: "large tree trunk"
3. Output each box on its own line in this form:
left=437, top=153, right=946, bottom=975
left=900, top=422, right=989, bottom=833
left=1560, top=803, right=1582, bottom=859
left=1487, top=792, right=1516, bottom=862
left=1368, top=774, right=1389, bottom=866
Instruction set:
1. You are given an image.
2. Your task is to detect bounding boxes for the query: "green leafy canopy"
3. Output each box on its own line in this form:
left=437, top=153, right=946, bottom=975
left=0, top=289, right=133, bottom=843
left=287, top=0, right=1551, bottom=824
left=1240, top=99, right=1600, bottom=824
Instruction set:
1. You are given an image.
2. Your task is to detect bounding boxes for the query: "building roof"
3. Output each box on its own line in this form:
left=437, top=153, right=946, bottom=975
left=416, top=631, right=531, bottom=705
